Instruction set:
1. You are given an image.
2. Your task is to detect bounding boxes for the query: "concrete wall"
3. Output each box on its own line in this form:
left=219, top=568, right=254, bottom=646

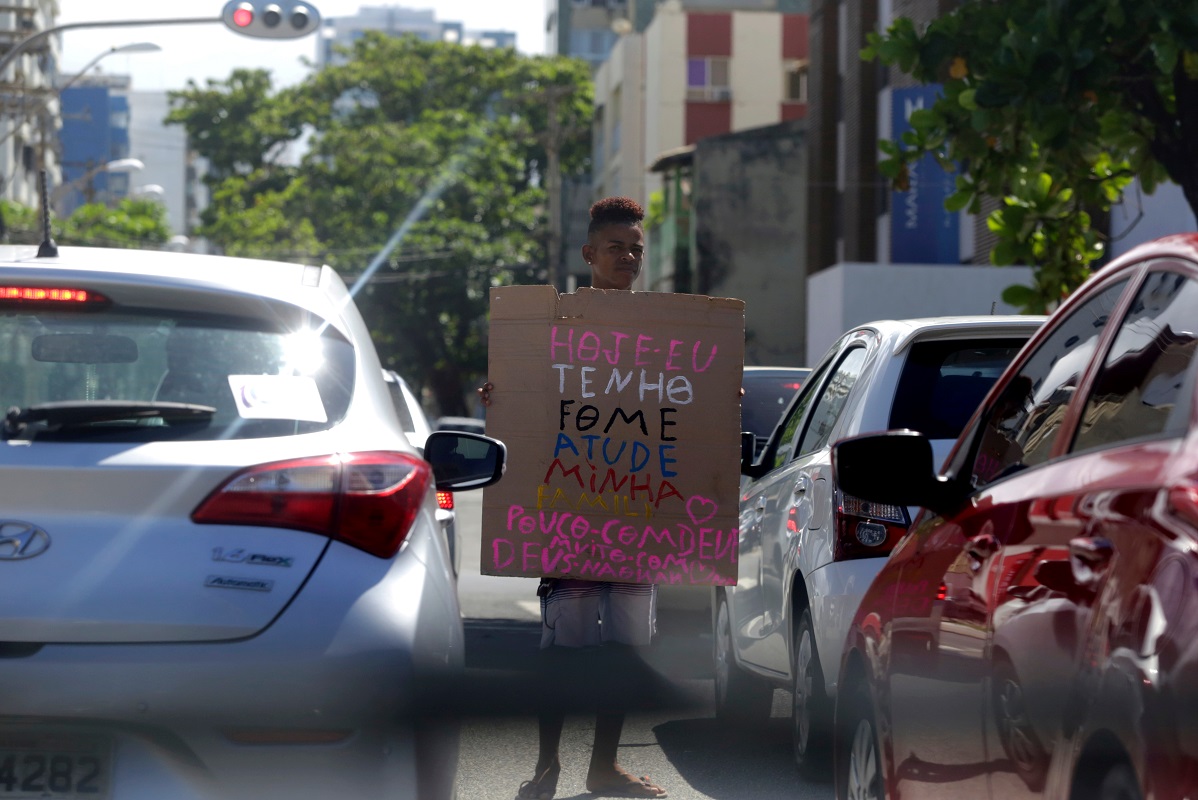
left=693, top=119, right=807, bottom=366
left=805, top=262, right=1036, bottom=364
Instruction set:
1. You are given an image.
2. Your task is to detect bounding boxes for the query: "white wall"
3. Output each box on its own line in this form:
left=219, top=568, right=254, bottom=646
left=128, top=91, right=188, bottom=235
left=806, top=262, right=1036, bottom=364
left=730, top=12, right=783, bottom=131
left=643, top=2, right=686, bottom=171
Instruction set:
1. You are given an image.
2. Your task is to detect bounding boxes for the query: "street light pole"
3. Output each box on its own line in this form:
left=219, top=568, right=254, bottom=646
left=57, top=42, right=163, bottom=93
left=51, top=158, right=144, bottom=215
left=0, top=18, right=218, bottom=80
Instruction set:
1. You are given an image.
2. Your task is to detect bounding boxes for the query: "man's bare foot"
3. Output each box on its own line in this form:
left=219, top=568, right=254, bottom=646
left=585, top=766, right=667, bottom=798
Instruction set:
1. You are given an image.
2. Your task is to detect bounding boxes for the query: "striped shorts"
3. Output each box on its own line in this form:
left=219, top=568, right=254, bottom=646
left=539, top=579, right=657, bottom=649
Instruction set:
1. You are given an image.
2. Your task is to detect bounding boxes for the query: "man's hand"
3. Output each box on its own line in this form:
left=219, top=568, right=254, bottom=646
left=477, top=381, right=494, bottom=407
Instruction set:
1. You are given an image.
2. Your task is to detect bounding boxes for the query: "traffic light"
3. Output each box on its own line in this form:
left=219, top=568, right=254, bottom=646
left=221, top=0, right=321, bottom=39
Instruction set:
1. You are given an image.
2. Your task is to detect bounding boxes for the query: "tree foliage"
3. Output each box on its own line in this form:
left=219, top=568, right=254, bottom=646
left=0, top=198, right=170, bottom=248
left=58, top=199, right=172, bottom=248
left=863, top=0, right=1198, bottom=311
left=166, top=37, right=593, bottom=414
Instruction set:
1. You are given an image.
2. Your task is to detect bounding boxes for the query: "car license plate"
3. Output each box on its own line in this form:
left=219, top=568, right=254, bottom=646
left=0, top=731, right=110, bottom=798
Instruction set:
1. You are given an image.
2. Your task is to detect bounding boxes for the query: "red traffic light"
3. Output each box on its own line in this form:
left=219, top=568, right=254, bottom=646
left=221, top=0, right=320, bottom=38
left=231, top=4, right=254, bottom=27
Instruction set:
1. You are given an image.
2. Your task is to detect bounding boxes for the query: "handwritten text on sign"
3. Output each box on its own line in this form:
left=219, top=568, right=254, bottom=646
left=482, top=287, right=745, bottom=586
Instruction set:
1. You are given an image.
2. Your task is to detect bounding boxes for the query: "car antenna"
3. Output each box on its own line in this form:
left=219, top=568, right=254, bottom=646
left=36, top=168, right=58, bottom=258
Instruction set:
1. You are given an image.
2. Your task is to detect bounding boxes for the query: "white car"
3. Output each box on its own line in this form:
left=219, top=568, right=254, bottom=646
left=0, top=245, right=505, bottom=800
left=714, top=315, right=1043, bottom=772
left=383, top=368, right=459, bottom=576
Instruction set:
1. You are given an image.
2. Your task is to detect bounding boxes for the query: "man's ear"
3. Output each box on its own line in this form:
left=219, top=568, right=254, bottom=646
left=581, top=243, right=595, bottom=264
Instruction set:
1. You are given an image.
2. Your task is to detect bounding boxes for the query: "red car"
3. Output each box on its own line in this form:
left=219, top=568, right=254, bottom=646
left=831, top=234, right=1198, bottom=800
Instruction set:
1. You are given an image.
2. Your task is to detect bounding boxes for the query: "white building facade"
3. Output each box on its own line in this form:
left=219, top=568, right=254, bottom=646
left=0, top=0, right=61, bottom=209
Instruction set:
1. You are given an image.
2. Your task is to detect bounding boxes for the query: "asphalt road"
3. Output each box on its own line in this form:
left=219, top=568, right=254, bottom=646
left=452, top=491, right=835, bottom=800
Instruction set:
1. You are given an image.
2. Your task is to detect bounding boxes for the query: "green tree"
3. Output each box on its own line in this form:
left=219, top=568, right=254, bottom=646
left=863, top=0, right=1198, bottom=311
left=58, top=199, right=172, bottom=248
left=0, top=199, right=40, bottom=243
left=166, top=36, right=593, bottom=414
left=0, top=199, right=170, bottom=248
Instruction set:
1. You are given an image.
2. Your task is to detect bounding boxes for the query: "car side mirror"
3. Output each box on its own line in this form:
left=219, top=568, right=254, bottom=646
left=424, top=430, right=506, bottom=491
left=833, top=430, right=960, bottom=515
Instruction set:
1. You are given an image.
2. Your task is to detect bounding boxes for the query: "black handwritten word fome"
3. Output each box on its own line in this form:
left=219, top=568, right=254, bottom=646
left=481, top=286, right=746, bottom=586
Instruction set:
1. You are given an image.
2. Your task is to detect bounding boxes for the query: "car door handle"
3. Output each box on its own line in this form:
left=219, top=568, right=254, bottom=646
left=754, top=497, right=766, bottom=520
left=793, top=474, right=811, bottom=497
left=965, top=533, right=999, bottom=571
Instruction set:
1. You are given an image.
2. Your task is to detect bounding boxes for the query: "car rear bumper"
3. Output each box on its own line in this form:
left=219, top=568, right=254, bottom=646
left=0, top=541, right=463, bottom=798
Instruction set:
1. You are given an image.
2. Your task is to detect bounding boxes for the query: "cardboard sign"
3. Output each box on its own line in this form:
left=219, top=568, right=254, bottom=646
left=481, top=286, right=745, bottom=586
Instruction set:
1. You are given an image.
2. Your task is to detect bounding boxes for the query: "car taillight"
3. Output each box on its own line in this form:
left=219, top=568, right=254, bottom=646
left=192, top=452, right=431, bottom=559
left=0, top=286, right=109, bottom=307
left=832, top=488, right=910, bottom=562
left=437, top=490, right=454, bottom=511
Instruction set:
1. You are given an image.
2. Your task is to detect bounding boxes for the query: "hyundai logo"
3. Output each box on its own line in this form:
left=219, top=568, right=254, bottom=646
left=0, top=521, right=51, bottom=560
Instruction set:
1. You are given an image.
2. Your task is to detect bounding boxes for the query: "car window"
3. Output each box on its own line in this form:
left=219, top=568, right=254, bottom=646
left=741, top=370, right=810, bottom=441
left=969, top=279, right=1129, bottom=489
left=889, top=338, right=1028, bottom=439
left=772, top=362, right=831, bottom=470
left=0, top=309, right=355, bottom=441
left=1072, top=270, right=1198, bottom=453
left=796, top=346, right=867, bottom=456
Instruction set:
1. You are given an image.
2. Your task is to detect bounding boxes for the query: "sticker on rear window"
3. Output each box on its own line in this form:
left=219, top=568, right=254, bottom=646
left=228, top=375, right=328, bottom=422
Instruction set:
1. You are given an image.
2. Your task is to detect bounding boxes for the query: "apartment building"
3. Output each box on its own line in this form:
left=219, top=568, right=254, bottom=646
left=593, top=0, right=809, bottom=204
left=0, top=0, right=61, bottom=210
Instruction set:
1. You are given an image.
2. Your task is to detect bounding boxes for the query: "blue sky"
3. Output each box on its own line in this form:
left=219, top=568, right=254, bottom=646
left=56, top=0, right=548, bottom=91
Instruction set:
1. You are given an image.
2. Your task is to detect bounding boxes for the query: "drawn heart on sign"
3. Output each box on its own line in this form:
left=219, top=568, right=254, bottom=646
left=686, top=496, right=718, bottom=525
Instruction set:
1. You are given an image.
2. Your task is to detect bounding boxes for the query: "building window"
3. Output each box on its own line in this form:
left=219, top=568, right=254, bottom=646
left=785, top=59, right=809, bottom=103
left=687, top=57, right=731, bottom=102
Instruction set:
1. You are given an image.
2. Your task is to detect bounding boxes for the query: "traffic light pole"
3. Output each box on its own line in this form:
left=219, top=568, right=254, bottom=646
left=0, top=17, right=219, bottom=80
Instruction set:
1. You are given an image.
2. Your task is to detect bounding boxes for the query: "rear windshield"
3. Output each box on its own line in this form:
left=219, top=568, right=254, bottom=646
left=888, top=338, right=1027, bottom=440
left=0, top=308, right=355, bottom=441
left=741, top=369, right=811, bottom=438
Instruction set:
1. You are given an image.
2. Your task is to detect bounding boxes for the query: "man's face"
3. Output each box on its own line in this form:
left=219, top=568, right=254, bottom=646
left=583, top=223, right=645, bottom=290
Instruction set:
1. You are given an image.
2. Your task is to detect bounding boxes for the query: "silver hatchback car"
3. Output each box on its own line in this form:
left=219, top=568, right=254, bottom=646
left=716, top=315, right=1042, bottom=773
left=0, top=245, right=504, bottom=799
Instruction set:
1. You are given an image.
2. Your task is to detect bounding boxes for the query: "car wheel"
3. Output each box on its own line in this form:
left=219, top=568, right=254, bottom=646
left=713, top=594, right=773, bottom=722
left=792, top=608, right=831, bottom=772
left=992, top=658, right=1048, bottom=792
left=1093, top=762, right=1141, bottom=800
left=838, top=679, right=885, bottom=800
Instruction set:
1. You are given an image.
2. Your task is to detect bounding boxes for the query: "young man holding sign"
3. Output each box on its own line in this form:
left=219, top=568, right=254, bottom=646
left=482, top=198, right=668, bottom=799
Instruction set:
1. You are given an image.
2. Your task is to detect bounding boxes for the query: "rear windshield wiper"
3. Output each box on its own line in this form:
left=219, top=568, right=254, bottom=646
left=4, top=401, right=216, bottom=438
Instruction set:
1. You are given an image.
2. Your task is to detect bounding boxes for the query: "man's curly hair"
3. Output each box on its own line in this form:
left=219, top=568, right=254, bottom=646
left=588, top=196, right=645, bottom=235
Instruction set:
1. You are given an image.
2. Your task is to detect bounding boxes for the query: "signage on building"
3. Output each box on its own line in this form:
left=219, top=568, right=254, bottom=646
left=890, top=85, right=959, bottom=264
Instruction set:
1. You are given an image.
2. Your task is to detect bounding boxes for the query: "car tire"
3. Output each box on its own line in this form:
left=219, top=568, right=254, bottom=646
left=991, top=657, right=1048, bottom=792
left=713, top=594, right=773, bottom=722
left=837, top=678, right=885, bottom=800
left=792, top=608, right=831, bottom=773
left=1092, top=762, right=1141, bottom=800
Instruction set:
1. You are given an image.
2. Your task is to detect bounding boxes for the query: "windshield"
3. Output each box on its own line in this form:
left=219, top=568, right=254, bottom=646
left=0, top=308, right=355, bottom=441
